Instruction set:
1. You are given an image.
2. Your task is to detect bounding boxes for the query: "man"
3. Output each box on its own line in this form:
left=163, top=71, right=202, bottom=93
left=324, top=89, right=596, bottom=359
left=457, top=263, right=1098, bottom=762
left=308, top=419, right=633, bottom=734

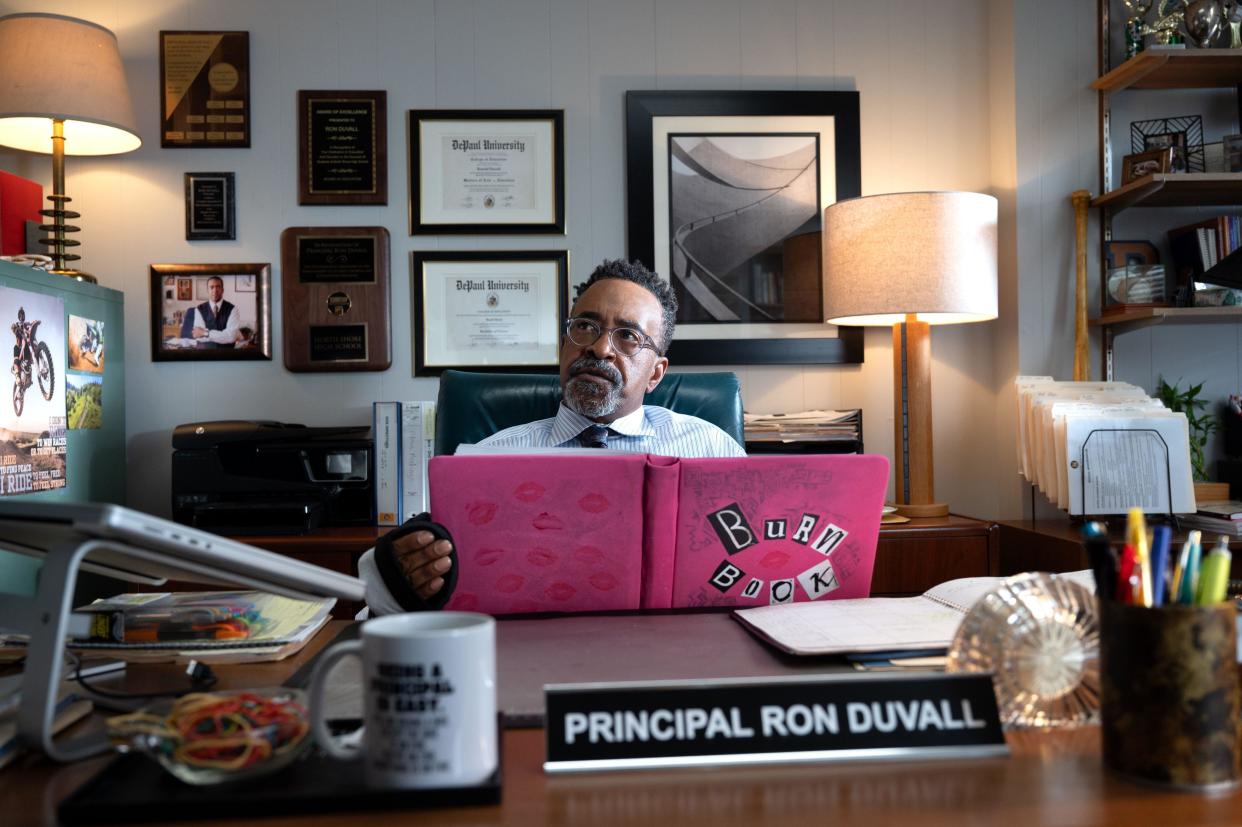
left=360, top=258, right=745, bottom=613
left=179, top=276, right=240, bottom=347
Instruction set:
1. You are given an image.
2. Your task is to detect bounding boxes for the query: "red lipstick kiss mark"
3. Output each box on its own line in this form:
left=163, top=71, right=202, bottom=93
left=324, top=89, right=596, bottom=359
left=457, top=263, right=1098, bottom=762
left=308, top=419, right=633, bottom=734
left=475, top=548, right=506, bottom=567
left=545, top=581, right=577, bottom=601
left=467, top=501, right=498, bottom=525
left=532, top=512, right=565, bottom=531
left=514, top=481, right=545, bottom=502
left=527, top=548, right=558, bottom=567
left=573, top=545, right=604, bottom=563
left=450, top=593, right=479, bottom=611
left=589, top=572, right=618, bottom=591
left=495, top=574, right=525, bottom=594
left=578, top=493, right=610, bottom=513
left=760, top=550, right=791, bottom=569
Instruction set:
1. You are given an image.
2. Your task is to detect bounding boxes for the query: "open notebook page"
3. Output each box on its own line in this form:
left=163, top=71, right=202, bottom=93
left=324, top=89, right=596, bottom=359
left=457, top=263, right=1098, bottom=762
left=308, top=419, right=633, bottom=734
left=732, top=597, right=965, bottom=656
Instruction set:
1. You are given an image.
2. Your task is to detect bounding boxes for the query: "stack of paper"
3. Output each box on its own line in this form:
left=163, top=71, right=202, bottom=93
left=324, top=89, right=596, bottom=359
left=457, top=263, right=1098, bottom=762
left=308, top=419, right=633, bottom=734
left=1015, top=377, right=1195, bottom=515
left=743, top=409, right=861, bottom=443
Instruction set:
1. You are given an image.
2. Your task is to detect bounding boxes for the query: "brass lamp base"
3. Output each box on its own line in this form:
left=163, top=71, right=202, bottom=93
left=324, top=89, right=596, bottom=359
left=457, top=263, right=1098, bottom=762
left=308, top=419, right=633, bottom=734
left=48, top=268, right=96, bottom=284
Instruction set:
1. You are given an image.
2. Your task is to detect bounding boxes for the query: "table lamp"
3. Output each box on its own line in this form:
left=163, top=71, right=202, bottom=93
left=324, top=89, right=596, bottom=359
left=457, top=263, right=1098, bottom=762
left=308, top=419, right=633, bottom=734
left=0, top=13, right=141, bottom=284
left=823, top=191, right=997, bottom=517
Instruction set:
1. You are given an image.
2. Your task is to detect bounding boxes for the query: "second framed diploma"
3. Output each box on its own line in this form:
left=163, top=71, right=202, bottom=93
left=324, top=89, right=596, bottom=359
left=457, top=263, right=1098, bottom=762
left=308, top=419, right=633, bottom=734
left=409, top=110, right=565, bottom=235
left=412, top=251, right=568, bottom=376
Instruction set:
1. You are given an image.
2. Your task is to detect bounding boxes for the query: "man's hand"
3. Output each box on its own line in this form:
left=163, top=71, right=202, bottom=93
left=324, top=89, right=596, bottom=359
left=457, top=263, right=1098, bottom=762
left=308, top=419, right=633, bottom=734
left=192, top=326, right=207, bottom=337
left=393, top=530, right=454, bottom=600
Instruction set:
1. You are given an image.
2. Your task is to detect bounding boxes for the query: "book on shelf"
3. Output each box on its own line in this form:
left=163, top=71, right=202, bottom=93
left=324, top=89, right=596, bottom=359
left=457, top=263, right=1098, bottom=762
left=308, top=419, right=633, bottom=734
left=743, top=409, right=861, bottom=444
left=1168, top=215, right=1242, bottom=286
left=1177, top=512, right=1242, bottom=537
left=373, top=400, right=438, bottom=527
left=1196, top=500, right=1242, bottom=520
left=733, top=570, right=1094, bottom=656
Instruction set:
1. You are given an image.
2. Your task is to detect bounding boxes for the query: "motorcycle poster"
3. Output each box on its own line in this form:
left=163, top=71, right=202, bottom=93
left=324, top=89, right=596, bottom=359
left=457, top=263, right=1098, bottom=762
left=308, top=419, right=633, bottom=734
left=0, top=285, right=67, bottom=495
left=68, top=315, right=105, bottom=374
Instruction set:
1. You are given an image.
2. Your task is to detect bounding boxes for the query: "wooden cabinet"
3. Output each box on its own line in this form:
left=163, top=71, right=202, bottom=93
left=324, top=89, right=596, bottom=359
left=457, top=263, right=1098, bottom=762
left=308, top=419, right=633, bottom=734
left=238, top=515, right=999, bottom=615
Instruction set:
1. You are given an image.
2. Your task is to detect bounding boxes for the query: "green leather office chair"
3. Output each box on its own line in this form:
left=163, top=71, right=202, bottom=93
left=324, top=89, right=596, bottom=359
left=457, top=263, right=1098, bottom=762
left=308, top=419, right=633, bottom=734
left=434, top=369, right=745, bottom=456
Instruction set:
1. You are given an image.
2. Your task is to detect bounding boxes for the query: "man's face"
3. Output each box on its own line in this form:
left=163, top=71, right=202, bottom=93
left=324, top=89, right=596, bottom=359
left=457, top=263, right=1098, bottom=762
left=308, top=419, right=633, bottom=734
left=207, top=278, right=224, bottom=302
left=559, top=279, right=669, bottom=422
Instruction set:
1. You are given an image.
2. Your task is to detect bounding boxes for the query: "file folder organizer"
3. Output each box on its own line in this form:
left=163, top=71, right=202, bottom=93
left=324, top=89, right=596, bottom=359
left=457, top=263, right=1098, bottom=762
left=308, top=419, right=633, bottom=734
left=1071, top=426, right=1192, bottom=516
left=430, top=453, right=890, bottom=615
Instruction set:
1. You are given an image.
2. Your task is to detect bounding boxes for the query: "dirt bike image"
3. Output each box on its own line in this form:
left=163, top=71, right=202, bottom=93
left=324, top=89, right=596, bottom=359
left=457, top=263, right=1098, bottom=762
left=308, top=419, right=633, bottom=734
left=79, top=322, right=102, bottom=367
left=12, top=312, right=54, bottom=418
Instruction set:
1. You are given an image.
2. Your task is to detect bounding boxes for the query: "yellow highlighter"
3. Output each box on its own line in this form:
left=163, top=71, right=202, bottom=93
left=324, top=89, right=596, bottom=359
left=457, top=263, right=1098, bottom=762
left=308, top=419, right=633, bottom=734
left=1126, top=507, right=1152, bottom=606
left=1196, top=536, right=1232, bottom=605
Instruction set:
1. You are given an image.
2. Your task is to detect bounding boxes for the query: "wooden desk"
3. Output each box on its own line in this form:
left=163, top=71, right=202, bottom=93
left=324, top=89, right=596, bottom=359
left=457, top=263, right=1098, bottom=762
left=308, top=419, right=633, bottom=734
left=5, top=620, right=1241, bottom=826
left=237, top=515, right=999, bottom=617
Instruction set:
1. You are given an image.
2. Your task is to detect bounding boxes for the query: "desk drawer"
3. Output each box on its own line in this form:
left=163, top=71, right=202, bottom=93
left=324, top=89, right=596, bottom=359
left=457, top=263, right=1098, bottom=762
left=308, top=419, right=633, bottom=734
left=871, top=534, right=992, bottom=595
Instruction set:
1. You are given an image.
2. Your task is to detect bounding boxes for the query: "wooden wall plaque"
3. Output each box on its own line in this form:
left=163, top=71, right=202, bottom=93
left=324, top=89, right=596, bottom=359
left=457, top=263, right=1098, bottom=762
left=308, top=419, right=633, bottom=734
left=281, top=226, right=391, bottom=372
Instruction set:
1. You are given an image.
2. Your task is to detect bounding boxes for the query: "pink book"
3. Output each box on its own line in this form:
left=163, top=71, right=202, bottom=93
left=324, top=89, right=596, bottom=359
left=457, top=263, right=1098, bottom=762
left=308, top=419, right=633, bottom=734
left=430, top=453, right=889, bottom=615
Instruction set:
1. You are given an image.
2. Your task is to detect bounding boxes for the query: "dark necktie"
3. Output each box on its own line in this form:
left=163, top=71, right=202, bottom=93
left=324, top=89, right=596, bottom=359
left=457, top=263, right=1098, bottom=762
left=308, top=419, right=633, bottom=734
left=578, top=424, right=609, bottom=449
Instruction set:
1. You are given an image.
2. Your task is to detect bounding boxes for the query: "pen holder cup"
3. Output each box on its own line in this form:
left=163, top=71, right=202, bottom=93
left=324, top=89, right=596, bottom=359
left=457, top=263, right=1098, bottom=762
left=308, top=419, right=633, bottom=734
left=1099, top=600, right=1241, bottom=791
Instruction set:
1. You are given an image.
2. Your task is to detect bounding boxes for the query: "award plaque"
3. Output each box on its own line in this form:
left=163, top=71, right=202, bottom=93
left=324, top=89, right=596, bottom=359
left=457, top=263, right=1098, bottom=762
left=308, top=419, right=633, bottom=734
left=298, top=90, right=387, bottom=205
left=160, top=31, right=251, bottom=148
left=281, top=226, right=390, bottom=372
left=184, top=172, right=236, bottom=240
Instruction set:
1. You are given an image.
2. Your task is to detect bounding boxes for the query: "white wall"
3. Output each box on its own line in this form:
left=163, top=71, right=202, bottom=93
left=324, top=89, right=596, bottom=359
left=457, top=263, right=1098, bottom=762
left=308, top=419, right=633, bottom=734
left=0, top=0, right=1021, bottom=520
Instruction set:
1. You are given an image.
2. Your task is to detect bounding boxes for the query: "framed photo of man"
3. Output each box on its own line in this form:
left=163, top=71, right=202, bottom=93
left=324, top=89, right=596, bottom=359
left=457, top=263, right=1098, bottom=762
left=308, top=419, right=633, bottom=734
left=150, top=263, right=272, bottom=361
left=412, top=250, right=568, bottom=376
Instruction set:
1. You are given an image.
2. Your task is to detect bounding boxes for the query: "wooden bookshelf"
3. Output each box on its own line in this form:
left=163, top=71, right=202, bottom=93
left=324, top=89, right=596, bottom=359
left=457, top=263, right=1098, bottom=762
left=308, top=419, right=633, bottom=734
left=1090, top=173, right=1242, bottom=213
left=1091, top=48, right=1242, bottom=92
left=1090, top=304, right=1242, bottom=334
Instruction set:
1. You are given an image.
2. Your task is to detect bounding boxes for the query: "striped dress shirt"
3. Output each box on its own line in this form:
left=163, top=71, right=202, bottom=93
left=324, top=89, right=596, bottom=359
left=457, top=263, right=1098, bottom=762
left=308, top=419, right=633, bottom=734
left=476, top=404, right=746, bottom=458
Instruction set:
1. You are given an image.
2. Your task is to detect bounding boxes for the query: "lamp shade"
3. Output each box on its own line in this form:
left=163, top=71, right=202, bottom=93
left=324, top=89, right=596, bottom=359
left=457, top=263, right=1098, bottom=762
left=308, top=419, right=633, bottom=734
left=0, top=13, right=140, bottom=155
left=823, top=191, right=997, bottom=326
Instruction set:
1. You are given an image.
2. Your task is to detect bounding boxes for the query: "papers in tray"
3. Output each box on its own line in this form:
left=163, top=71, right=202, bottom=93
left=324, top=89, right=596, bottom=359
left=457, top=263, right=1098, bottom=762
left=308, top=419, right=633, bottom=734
left=1015, top=376, right=1195, bottom=515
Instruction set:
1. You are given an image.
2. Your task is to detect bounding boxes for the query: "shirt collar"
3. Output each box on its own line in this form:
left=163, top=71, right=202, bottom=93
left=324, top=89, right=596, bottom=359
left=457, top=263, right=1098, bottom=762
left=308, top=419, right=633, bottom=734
left=550, top=404, right=655, bottom=445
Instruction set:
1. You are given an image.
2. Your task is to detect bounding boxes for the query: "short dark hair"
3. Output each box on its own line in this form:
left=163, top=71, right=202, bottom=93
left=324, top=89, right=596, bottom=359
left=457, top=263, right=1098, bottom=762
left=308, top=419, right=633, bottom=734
left=207, top=275, right=224, bottom=287
left=573, top=259, right=677, bottom=354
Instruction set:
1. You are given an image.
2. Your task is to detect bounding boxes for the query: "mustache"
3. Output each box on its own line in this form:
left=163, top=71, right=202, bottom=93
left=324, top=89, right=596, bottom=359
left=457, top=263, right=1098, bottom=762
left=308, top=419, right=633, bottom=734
left=569, top=357, right=622, bottom=385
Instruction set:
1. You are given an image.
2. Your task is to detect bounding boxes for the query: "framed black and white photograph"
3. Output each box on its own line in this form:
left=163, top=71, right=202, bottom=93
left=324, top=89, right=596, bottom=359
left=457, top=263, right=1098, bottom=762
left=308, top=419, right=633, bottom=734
left=409, top=110, right=565, bottom=235
left=1131, top=115, right=1204, bottom=173
left=1120, top=148, right=1172, bottom=184
left=626, top=91, right=863, bottom=365
left=184, top=172, right=236, bottom=240
left=150, top=263, right=271, bottom=361
left=411, top=250, right=568, bottom=375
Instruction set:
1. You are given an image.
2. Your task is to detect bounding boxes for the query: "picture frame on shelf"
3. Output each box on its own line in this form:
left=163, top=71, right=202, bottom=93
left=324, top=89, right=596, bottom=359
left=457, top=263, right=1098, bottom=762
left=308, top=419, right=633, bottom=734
left=1224, top=134, right=1242, bottom=174
left=1102, top=240, right=1166, bottom=313
left=408, top=110, right=565, bottom=235
left=625, top=90, right=863, bottom=366
left=411, top=250, right=568, bottom=376
left=150, top=263, right=272, bottom=362
left=1130, top=115, right=1204, bottom=173
left=298, top=90, right=387, bottom=206
left=1120, top=147, right=1173, bottom=184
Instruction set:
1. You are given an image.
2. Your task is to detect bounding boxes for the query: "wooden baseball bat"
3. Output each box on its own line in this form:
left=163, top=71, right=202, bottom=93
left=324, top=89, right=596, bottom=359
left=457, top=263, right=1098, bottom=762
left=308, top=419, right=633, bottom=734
left=1071, top=190, right=1092, bottom=381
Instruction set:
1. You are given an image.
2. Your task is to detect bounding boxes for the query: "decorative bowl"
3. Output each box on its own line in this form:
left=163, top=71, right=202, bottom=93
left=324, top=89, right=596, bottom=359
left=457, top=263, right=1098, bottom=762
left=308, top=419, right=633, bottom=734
left=107, top=688, right=310, bottom=785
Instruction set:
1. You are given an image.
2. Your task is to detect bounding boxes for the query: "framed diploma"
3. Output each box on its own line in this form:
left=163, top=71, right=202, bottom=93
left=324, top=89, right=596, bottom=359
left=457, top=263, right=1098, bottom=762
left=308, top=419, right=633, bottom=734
left=298, top=90, right=387, bottom=205
left=150, top=263, right=271, bottom=362
left=160, top=31, right=251, bottom=148
left=184, top=172, right=236, bottom=240
left=280, top=226, right=391, bottom=372
left=409, top=110, right=565, bottom=235
left=412, top=250, right=568, bottom=376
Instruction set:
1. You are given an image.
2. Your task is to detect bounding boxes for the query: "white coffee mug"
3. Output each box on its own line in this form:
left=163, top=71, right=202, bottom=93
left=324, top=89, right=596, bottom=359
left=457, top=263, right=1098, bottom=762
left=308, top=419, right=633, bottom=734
left=308, top=612, right=497, bottom=789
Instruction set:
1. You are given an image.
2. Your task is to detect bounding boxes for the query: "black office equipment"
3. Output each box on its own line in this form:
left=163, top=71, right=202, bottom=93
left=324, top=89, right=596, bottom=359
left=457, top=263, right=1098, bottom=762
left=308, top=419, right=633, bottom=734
left=171, top=420, right=373, bottom=535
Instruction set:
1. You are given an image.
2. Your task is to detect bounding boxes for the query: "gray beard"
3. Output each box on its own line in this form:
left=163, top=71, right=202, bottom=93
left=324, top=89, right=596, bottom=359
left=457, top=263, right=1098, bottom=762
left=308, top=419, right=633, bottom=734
left=564, top=375, right=623, bottom=418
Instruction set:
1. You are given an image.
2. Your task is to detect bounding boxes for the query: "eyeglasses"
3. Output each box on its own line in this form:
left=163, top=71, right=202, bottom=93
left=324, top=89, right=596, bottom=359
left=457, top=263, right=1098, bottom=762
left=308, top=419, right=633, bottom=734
left=563, top=317, right=659, bottom=357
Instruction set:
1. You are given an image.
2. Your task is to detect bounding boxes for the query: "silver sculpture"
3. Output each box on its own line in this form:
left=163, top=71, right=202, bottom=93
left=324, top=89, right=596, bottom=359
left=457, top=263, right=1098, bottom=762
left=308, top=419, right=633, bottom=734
left=1183, top=0, right=1223, bottom=47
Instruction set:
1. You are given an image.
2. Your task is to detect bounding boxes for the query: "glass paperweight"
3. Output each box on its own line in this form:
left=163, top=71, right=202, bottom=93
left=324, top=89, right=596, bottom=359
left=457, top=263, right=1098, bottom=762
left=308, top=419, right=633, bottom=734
left=946, top=572, right=1099, bottom=730
left=107, top=688, right=310, bottom=785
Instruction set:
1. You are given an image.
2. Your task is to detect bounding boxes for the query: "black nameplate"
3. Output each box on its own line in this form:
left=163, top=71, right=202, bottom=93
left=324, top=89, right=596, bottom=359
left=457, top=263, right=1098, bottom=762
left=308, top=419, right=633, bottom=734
left=185, top=172, right=235, bottom=240
left=544, top=673, right=1006, bottom=773
left=309, top=324, right=368, bottom=362
left=308, top=98, right=376, bottom=194
left=297, top=237, right=377, bottom=283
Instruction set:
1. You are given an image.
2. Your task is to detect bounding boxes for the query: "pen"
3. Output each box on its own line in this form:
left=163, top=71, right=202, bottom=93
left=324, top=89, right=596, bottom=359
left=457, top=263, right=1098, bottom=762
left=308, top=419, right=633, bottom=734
left=1117, top=543, right=1137, bottom=605
left=1196, top=536, right=1232, bottom=605
left=1127, top=508, right=1152, bottom=606
left=1177, top=531, right=1203, bottom=605
left=1082, top=522, right=1117, bottom=600
left=1170, top=534, right=1194, bottom=603
left=1149, top=525, right=1172, bottom=607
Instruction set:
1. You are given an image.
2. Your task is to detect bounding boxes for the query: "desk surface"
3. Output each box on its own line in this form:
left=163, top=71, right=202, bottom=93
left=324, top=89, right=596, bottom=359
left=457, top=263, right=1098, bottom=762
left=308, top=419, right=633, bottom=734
left=6, top=620, right=1242, bottom=826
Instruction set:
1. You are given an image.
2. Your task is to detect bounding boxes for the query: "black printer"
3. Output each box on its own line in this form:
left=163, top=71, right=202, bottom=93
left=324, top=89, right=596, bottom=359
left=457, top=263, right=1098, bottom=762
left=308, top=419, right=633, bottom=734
left=171, top=420, right=373, bottom=535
